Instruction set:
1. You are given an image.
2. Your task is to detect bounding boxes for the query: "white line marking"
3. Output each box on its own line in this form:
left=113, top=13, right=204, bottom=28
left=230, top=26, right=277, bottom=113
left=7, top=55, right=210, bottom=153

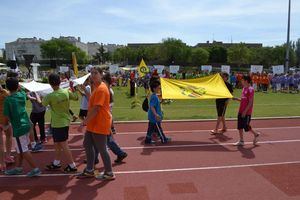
left=37, top=139, right=300, bottom=152
left=67, top=126, right=300, bottom=136
left=1, top=160, right=300, bottom=178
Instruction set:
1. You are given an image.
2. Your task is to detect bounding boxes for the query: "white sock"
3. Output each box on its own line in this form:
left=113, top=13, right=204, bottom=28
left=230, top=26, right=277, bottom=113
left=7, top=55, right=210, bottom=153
left=53, top=160, right=61, bottom=166
left=31, top=142, right=36, bottom=148
left=69, top=162, right=76, bottom=168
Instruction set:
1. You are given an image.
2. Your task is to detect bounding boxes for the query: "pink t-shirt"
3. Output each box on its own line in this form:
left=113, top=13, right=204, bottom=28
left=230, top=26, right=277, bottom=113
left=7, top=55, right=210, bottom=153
left=239, top=86, right=254, bottom=115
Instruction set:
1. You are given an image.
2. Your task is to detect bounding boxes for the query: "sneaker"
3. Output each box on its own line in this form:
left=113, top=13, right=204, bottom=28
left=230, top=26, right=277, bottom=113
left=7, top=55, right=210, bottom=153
left=234, top=140, right=245, bottom=146
left=95, top=172, right=116, bottom=181
left=5, top=167, right=23, bottom=175
left=4, top=156, right=15, bottom=164
left=114, top=152, right=128, bottom=163
left=64, top=165, right=77, bottom=173
left=161, top=137, right=171, bottom=144
left=145, top=140, right=155, bottom=144
left=46, top=163, right=62, bottom=171
left=76, top=169, right=95, bottom=179
left=253, top=133, right=260, bottom=146
left=27, top=168, right=41, bottom=177
left=32, top=143, right=43, bottom=153
left=41, top=138, right=48, bottom=143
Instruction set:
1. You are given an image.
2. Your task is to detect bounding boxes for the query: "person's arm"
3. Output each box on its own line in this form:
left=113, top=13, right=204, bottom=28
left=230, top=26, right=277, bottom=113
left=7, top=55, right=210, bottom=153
left=27, top=92, right=37, bottom=101
left=68, top=82, right=79, bottom=101
left=150, top=95, right=161, bottom=121
left=232, top=97, right=241, bottom=101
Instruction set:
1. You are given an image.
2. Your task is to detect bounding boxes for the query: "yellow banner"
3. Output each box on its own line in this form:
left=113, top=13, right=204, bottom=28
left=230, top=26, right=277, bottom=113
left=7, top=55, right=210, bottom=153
left=72, top=52, right=78, bottom=77
left=138, top=58, right=149, bottom=77
left=160, top=74, right=233, bottom=99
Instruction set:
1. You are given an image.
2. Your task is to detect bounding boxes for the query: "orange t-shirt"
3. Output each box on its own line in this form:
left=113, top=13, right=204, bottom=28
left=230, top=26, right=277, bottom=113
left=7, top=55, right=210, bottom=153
left=86, top=82, right=112, bottom=135
left=252, top=75, right=259, bottom=84
left=0, top=89, right=9, bottom=124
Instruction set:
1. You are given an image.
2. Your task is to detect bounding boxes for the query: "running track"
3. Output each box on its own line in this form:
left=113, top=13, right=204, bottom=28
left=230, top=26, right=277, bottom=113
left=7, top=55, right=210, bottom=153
left=0, top=118, right=300, bottom=200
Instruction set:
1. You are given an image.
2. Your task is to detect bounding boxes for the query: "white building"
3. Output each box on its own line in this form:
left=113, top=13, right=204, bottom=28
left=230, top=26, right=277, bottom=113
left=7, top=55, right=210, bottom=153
left=5, top=37, right=45, bottom=60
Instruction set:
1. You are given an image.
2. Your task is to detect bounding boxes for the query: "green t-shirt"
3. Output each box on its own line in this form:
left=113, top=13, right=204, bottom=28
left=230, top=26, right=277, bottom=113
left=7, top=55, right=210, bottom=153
left=42, top=88, right=78, bottom=128
left=3, top=90, right=31, bottom=137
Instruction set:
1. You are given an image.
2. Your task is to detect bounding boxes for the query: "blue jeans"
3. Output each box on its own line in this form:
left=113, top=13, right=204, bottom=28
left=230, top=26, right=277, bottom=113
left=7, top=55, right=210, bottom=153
left=146, top=122, right=167, bottom=142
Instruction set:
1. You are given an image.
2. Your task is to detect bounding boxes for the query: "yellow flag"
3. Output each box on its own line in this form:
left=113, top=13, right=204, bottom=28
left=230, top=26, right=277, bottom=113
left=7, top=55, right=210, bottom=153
left=160, top=74, right=233, bottom=99
left=138, top=58, right=149, bottom=77
left=72, top=52, right=78, bottom=77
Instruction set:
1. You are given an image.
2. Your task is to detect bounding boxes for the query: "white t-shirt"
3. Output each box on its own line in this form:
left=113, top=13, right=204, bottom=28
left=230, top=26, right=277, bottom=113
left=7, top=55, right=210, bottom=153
left=80, top=85, right=91, bottom=110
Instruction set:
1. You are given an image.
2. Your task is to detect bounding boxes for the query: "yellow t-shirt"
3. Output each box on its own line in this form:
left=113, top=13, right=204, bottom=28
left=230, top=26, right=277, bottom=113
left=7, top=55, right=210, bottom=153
left=86, top=82, right=112, bottom=135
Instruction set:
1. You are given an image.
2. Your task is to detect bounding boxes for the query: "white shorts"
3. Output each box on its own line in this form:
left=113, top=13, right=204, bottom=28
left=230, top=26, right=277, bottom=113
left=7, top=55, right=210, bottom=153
left=14, top=133, right=30, bottom=154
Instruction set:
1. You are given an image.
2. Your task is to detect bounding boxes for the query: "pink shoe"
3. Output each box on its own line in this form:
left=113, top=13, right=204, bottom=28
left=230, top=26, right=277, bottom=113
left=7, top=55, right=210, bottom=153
left=4, top=156, right=15, bottom=164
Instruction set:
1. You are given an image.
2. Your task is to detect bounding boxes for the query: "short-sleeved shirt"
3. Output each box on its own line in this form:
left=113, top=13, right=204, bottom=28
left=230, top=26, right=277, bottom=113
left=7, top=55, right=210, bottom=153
left=42, top=88, right=78, bottom=128
left=239, top=86, right=254, bottom=115
left=0, top=89, right=9, bottom=124
left=148, top=93, right=162, bottom=123
left=29, top=92, right=46, bottom=113
left=86, top=82, right=112, bottom=135
left=216, top=82, right=233, bottom=105
left=80, top=85, right=91, bottom=110
left=3, top=90, right=31, bottom=137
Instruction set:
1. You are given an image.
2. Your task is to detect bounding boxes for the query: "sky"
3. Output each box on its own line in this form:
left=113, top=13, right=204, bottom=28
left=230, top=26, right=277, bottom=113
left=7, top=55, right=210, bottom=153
left=0, top=0, right=299, bottom=48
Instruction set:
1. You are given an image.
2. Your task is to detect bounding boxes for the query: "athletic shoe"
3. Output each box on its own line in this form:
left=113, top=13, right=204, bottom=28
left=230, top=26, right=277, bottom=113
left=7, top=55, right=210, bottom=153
left=41, top=138, right=48, bottom=143
left=4, top=156, right=15, bottom=164
left=234, top=140, right=245, bottom=146
left=32, top=143, right=43, bottom=153
left=5, top=167, right=23, bottom=175
left=95, top=172, right=116, bottom=181
left=76, top=169, right=95, bottom=179
left=161, top=137, right=171, bottom=144
left=46, top=163, right=62, bottom=171
left=114, top=152, right=128, bottom=163
left=27, top=168, right=41, bottom=177
left=64, top=165, right=77, bottom=173
left=253, top=133, right=260, bottom=146
left=144, top=140, right=155, bottom=144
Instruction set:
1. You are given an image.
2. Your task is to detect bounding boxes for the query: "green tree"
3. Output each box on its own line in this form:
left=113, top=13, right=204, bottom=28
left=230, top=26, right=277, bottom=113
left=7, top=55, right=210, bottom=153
left=40, top=39, right=88, bottom=65
left=93, top=43, right=111, bottom=64
left=161, top=38, right=190, bottom=65
left=295, top=39, right=300, bottom=66
left=208, top=45, right=227, bottom=63
left=227, top=44, right=250, bottom=67
left=249, top=47, right=273, bottom=67
left=190, top=48, right=209, bottom=66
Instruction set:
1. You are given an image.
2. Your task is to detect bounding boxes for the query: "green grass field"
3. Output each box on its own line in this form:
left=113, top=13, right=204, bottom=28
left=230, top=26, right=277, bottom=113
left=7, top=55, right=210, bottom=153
left=26, top=86, right=300, bottom=122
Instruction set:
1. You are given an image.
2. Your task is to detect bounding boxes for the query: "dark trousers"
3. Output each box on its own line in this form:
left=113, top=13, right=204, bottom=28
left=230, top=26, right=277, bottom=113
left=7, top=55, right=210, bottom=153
left=146, top=122, right=167, bottom=142
left=130, top=81, right=135, bottom=96
left=30, top=111, right=46, bottom=141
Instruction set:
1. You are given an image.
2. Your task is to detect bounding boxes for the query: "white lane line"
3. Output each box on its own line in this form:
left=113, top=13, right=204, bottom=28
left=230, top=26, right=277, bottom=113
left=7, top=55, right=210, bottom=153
left=36, top=139, right=300, bottom=152
left=1, top=160, right=300, bottom=178
left=67, top=126, right=300, bottom=136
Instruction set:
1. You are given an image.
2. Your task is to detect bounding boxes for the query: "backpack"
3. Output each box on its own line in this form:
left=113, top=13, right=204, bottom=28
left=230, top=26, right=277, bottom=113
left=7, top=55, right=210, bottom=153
left=142, top=97, right=149, bottom=112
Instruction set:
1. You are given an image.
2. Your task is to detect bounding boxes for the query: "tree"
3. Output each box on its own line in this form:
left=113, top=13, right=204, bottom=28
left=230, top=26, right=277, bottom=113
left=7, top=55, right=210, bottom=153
left=295, top=39, right=300, bottom=66
left=190, top=48, right=209, bottom=66
left=40, top=39, right=88, bottom=66
left=249, top=47, right=273, bottom=67
left=161, top=38, right=191, bottom=65
left=93, top=43, right=111, bottom=64
left=227, top=44, right=250, bottom=67
left=208, top=45, right=227, bottom=63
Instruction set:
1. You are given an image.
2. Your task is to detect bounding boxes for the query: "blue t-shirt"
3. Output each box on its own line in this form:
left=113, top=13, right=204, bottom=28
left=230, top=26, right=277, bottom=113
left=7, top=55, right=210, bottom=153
left=148, top=93, right=162, bottom=123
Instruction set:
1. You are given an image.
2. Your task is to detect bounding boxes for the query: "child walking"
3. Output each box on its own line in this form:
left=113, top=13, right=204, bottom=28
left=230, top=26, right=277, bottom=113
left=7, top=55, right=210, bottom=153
left=3, top=77, right=41, bottom=177
left=145, top=80, right=170, bottom=144
left=233, top=75, right=260, bottom=146
left=41, top=73, right=78, bottom=173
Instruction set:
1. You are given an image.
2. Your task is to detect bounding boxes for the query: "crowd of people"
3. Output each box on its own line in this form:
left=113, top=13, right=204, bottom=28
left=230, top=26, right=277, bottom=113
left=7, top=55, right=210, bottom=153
left=0, top=66, right=297, bottom=180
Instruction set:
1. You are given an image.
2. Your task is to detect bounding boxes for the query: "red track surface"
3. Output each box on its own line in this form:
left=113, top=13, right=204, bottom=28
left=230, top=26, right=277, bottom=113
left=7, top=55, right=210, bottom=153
left=1, top=118, right=300, bottom=200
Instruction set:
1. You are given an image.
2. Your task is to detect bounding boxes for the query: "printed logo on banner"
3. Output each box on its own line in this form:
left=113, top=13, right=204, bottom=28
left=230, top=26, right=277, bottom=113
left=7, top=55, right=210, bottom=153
left=250, top=65, right=263, bottom=73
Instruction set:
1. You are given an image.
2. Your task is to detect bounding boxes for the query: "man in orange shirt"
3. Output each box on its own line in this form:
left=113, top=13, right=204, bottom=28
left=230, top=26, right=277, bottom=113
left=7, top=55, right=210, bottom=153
left=261, top=73, right=269, bottom=92
left=77, top=67, right=115, bottom=180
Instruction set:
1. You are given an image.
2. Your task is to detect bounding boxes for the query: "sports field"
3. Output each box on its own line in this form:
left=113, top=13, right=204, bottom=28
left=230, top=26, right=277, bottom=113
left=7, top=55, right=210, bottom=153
left=26, top=87, right=300, bottom=122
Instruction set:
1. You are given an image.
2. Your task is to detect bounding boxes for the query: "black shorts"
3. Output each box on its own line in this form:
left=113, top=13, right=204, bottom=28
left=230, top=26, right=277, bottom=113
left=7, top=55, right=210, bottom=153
left=216, top=101, right=227, bottom=117
left=79, top=109, right=88, bottom=118
left=52, top=126, right=69, bottom=142
left=237, top=114, right=252, bottom=132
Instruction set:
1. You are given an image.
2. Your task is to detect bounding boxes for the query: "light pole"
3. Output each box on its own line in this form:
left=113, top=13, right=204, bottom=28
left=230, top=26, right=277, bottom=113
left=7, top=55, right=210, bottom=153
left=285, top=0, right=291, bottom=73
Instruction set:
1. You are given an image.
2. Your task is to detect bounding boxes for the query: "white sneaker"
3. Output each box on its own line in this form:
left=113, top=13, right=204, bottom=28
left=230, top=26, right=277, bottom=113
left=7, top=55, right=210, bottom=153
left=234, top=140, right=244, bottom=146
left=253, top=133, right=260, bottom=145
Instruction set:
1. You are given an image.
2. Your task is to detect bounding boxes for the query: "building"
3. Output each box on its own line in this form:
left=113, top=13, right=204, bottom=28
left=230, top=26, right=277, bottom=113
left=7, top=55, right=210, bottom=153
left=0, top=49, right=4, bottom=58
left=54, top=36, right=88, bottom=55
left=127, top=43, right=161, bottom=49
left=195, top=41, right=263, bottom=48
left=5, top=37, right=45, bottom=61
left=105, top=43, right=124, bottom=53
